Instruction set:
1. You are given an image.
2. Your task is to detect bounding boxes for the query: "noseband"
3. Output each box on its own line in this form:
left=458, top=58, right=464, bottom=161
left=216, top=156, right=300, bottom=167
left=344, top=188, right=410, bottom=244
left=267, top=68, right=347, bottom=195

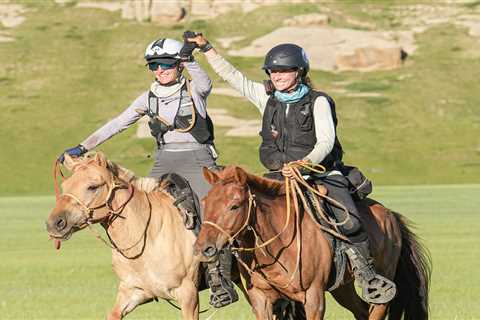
left=203, top=186, right=256, bottom=246
left=61, top=180, right=134, bottom=227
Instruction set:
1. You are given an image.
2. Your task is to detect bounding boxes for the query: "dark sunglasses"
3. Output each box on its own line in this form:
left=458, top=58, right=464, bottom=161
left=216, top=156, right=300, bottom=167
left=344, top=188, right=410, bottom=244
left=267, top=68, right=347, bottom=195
left=147, top=61, right=177, bottom=71
left=268, top=67, right=298, bottom=74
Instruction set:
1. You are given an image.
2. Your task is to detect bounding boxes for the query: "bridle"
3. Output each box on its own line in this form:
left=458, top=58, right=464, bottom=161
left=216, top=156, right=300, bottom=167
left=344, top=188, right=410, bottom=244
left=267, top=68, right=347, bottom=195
left=202, top=185, right=257, bottom=247
left=202, top=179, right=301, bottom=289
left=52, top=159, right=150, bottom=259
left=61, top=180, right=134, bottom=227
left=199, top=162, right=352, bottom=289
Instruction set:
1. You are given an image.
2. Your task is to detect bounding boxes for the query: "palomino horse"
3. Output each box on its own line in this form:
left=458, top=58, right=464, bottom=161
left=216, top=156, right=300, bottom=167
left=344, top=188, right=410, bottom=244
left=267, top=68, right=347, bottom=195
left=46, top=153, right=202, bottom=320
left=194, top=166, right=431, bottom=320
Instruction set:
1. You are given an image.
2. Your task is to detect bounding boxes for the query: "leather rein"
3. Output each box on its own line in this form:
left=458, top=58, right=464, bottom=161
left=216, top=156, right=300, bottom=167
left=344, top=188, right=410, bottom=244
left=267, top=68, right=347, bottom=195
left=53, top=160, right=151, bottom=259
left=202, top=179, right=301, bottom=289
left=201, top=162, right=352, bottom=288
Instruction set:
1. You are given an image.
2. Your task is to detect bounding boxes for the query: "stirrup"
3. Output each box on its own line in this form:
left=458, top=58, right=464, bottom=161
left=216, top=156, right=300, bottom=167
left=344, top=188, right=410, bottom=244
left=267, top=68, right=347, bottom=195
left=345, top=247, right=397, bottom=304
left=209, top=277, right=239, bottom=308
left=360, top=274, right=396, bottom=304
left=207, top=265, right=238, bottom=308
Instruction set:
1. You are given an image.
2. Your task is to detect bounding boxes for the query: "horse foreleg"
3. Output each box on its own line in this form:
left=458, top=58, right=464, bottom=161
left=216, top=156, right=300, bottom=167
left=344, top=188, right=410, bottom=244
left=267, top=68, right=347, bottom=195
left=247, top=286, right=276, bottom=320
left=330, top=282, right=369, bottom=320
left=368, top=304, right=389, bottom=320
left=107, top=284, right=152, bottom=320
left=174, top=281, right=199, bottom=320
left=304, top=288, right=326, bottom=320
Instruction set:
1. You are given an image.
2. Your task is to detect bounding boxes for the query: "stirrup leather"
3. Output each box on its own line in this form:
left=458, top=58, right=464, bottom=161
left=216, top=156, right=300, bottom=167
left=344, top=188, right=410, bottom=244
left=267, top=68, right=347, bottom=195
left=345, top=247, right=396, bottom=304
left=173, top=193, right=197, bottom=230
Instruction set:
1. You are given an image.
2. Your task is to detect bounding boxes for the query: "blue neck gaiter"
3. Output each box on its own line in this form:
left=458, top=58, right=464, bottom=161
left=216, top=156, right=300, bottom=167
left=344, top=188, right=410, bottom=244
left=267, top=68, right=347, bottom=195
left=274, top=84, right=310, bottom=103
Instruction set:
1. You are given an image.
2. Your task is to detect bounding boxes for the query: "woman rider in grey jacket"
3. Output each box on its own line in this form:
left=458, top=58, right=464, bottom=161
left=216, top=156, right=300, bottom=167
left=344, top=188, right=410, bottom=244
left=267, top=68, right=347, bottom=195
left=59, top=37, right=238, bottom=308
left=186, top=32, right=396, bottom=305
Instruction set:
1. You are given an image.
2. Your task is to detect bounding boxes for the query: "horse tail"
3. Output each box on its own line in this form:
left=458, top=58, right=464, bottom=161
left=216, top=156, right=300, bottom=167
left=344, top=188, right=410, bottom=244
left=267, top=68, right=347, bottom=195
left=388, top=211, right=432, bottom=320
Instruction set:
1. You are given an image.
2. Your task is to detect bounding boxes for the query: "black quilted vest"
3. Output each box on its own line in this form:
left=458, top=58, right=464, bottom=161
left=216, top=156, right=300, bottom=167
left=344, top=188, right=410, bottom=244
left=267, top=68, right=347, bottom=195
left=259, top=89, right=343, bottom=170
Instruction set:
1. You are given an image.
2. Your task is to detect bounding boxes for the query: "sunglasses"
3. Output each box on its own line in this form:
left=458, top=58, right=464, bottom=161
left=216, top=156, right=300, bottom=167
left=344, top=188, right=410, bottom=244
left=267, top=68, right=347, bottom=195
left=147, top=61, right=177, bottom=71
left=268, top=67, right=298, bottom=74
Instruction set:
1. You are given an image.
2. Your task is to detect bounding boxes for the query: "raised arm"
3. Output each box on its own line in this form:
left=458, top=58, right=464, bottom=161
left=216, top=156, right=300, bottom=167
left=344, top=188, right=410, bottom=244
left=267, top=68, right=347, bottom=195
left=185, top=32, right=269, bottom=114
left=184, top=60, right=212, bottom=99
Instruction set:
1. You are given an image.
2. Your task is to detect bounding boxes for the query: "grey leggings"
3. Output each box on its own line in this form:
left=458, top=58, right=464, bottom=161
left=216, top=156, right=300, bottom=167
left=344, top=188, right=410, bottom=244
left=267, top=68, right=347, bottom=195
left=149, top=147, right=216, bottom=203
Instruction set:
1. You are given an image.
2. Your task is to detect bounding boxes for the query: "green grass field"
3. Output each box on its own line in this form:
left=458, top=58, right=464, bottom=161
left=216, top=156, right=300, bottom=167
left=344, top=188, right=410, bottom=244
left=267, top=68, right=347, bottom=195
left=1, top=184, right=479, bottom=319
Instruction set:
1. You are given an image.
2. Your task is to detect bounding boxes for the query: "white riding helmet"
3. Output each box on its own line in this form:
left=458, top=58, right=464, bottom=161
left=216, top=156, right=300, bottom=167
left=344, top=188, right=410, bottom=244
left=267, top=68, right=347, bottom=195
left=144, top=38, right=183, bottom=64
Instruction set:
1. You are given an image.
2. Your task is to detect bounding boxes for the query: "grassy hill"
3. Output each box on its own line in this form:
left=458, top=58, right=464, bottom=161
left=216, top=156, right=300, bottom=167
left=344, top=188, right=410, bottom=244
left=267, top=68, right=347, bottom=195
left=1, top=1, right=479, bottom=195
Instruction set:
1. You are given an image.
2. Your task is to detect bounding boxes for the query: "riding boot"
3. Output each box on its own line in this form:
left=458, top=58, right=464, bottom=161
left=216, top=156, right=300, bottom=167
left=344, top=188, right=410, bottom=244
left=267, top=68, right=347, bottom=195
left=206, top=248, right=239, bottom=308
left=345, top=238, right=397, bottom=304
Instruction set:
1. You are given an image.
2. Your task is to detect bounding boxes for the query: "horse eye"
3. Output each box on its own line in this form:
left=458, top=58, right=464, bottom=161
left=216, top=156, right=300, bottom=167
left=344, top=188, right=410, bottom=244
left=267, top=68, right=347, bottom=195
left=230, top=204, right=240, bottom=211
left=87, top=184, right=99, bottom=191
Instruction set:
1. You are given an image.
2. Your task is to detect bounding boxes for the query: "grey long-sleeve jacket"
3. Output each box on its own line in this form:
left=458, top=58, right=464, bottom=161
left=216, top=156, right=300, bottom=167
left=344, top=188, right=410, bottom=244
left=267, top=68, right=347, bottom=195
left=81, top=61, right=212, bottom=150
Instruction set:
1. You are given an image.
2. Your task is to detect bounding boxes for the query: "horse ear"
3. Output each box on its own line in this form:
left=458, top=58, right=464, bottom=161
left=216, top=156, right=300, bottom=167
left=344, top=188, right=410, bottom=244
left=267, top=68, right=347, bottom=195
left=203, top=167, right=219, bottom=185
left=63, top=153, right=76, bottom=170
left=94, top=152, right=107, bottom=167
left=234, top=167, right=247, bottom=185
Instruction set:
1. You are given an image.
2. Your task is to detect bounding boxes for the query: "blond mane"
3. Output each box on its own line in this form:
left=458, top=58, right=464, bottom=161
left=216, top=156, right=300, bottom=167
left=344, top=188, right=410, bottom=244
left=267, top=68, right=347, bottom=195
left=106, top=160, right=167, bottom=193
left=63, top=153, right=166, bottom=193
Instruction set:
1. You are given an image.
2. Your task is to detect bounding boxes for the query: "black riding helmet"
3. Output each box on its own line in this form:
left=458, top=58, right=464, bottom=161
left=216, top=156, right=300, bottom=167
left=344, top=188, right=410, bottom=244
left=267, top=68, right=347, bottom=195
left=262, top=43, right=310, bottom=77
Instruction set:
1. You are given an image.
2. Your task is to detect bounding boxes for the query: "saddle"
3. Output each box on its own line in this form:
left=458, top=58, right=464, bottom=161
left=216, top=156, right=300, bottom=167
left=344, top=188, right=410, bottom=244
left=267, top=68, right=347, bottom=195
left=159, top=173, right=201, bottom=233
left=302, top=182, right=348, bottom=292
left=264, top=171, right=349, bottom=292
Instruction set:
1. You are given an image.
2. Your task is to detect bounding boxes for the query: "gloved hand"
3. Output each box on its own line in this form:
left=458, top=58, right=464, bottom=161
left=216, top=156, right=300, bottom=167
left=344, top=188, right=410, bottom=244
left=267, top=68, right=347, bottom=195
left=182, top=31, right=213, bottom=53
left=179, top=30, right=199, bottom=61
left=58, top=144, right=87, bottom=163
left=281, top=159, right=311, bottom=178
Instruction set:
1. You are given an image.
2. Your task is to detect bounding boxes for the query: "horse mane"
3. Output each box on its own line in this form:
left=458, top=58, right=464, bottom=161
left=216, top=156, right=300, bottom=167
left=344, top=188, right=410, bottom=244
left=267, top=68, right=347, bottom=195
left=106, top=160, right=166, bottom=193
left=220, top=166, right=286, bottom=196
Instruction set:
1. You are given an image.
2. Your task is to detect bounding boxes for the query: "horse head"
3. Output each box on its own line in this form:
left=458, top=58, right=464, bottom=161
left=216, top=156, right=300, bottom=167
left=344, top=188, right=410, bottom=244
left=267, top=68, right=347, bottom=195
left=194, top=166, right=253, bottom=261
left=46, top=152, right=129, bottom=247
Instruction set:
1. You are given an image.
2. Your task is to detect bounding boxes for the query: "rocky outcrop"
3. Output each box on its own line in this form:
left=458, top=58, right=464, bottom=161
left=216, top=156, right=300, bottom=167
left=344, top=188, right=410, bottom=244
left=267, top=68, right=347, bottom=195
left=119, top=0, right=317, bottom=23
left=0, top=4, right=25, bottom=28
left=228, top=26, right=412, bottom=72
left=121, top=0, right=184, bottom=24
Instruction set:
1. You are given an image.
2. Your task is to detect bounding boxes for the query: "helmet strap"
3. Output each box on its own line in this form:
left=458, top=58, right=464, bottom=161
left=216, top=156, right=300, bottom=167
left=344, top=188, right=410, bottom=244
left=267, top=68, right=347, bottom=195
left=175, top=63, right=184, bottom=82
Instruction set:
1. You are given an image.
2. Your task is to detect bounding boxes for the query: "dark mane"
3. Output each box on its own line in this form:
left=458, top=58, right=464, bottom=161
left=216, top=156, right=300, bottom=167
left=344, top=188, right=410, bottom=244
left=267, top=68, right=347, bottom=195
left=219, top=166, right=285, bottom=196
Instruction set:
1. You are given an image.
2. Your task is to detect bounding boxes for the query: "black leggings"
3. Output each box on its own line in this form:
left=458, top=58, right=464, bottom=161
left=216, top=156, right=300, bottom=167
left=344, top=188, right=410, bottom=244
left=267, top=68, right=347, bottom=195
left=318, top=174, right=367, bottom=243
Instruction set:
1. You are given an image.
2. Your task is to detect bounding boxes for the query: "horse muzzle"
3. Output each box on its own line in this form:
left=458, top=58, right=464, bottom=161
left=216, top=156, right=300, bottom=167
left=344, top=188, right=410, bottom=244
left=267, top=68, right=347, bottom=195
left=193, top=241, right=219, bottom=262
left=45, top=210, right=87, bottom=242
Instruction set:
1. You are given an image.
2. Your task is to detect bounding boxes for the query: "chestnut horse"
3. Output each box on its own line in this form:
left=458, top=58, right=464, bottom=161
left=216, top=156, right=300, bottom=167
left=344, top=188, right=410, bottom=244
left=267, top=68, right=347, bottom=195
left=194, top=166, right=431, bottom=320
left=46, top=153, right=202, bottom=320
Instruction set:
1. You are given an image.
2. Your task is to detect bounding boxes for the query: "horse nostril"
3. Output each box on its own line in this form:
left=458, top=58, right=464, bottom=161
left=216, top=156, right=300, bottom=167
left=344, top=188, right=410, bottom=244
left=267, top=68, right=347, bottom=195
left=55, top=217, right=67, bottom=231
left=203, top=245, right=217, bottom=258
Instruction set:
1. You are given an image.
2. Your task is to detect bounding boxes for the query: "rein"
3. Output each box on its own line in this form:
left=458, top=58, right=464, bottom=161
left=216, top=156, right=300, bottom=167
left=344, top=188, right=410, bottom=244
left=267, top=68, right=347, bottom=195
left=202, top=161, right=353, bottom=289
left=52, top=159, right=153, bottom=258
left=62, top=181, right=134, bottom=225
left=287, top=162, right=352, bottom=242
left=203, top=188, right=256, bottom=245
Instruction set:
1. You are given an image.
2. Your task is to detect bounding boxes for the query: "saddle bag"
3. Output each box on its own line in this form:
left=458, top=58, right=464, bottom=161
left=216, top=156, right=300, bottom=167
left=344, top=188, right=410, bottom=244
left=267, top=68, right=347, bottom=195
left=341, top=165, right=372, bottom=201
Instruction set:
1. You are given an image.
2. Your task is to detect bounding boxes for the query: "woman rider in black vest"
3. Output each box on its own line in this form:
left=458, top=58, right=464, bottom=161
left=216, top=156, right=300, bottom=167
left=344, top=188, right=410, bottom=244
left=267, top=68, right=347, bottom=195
left=186, top=32, right=396, bottom=304
left=58, top=36, right=238, bottom=308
